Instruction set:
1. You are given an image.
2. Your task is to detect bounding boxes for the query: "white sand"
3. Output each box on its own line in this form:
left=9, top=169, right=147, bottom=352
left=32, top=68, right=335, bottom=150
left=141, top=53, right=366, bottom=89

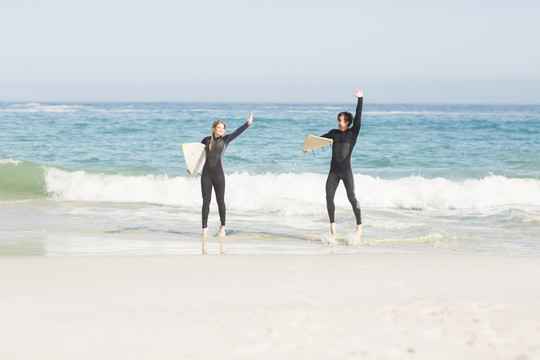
left=1, top=254, right=539, bottom=359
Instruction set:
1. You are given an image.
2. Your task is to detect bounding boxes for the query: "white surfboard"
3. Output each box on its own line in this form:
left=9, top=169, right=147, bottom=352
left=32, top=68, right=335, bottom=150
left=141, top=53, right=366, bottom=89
left=302, top=135, right=333, bottom=152
left=182, top=143, right=206, bottom=174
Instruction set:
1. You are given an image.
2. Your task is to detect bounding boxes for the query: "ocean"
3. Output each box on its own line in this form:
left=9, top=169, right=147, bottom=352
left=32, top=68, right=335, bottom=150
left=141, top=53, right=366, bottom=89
left=1, top=102, right=539, bottom=256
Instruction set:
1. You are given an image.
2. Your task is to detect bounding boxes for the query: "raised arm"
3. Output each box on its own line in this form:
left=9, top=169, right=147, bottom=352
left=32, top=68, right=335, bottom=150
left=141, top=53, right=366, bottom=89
left=225, top=112, right=253, bottom=144
left=351, top=89, right=363, bottom=134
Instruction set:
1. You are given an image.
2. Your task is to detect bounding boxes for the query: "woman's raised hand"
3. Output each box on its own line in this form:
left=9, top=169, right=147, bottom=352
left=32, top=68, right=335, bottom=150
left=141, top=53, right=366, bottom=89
left=247, top=112, right=253, bottom=125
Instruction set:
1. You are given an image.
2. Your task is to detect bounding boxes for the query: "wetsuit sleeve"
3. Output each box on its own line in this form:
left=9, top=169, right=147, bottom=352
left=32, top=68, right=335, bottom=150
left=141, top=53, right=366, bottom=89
left=224, top=122, right=250, bottom=145
left=351, top=96, right=363, bottom=135
left=201, top=136, right=210, bottom=145
left=320, top=130, right=334, bottom=139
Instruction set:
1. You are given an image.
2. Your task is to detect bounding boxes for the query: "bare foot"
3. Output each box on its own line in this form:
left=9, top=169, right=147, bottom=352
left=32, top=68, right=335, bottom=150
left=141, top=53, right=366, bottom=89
left=330, top=222, right=336, bottom=236
left=344, top=224, right=363, bottom=247
left=321, top=233, right=336, bottom=246
left=218, top=225, right=226, bottom=237
left=356, top=224, right=362, bottom=237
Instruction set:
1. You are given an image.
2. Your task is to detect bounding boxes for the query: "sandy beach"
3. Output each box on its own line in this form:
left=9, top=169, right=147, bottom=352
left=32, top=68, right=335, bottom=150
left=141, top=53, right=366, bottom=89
left=1, top=253, right=539, bottom=359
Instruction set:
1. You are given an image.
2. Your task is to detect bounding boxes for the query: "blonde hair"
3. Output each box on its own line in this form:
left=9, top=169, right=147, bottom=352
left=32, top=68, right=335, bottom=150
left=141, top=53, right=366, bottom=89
left=209, top=120, right=226, bottom=151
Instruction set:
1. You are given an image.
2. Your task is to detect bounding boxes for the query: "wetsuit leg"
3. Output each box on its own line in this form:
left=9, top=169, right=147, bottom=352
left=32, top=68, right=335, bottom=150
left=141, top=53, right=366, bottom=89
left=341, top=170, right=362, bottom=225
left=201, top=174, right=213, bottom=228
left=213, top=171, right=226, bottom=226
left=325, top=171, right=340, bottom=223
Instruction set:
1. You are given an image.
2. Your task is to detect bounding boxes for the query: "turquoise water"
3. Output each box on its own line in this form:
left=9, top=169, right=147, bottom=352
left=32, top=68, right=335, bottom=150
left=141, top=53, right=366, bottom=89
left=1, top=102, right=539, bottom=256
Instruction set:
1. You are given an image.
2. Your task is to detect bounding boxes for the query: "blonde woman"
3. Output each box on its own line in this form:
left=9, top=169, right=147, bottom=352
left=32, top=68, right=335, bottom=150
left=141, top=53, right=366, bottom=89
left=199, top=112, right=253, bottom=252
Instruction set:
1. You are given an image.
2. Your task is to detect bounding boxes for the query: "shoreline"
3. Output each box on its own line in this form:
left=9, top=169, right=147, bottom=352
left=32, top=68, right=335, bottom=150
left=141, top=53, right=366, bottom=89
left=2, top=253, right=539, bottom=359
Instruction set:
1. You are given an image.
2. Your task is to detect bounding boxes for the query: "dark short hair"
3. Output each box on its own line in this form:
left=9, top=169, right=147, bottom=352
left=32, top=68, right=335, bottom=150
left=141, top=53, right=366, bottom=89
left=337, top=112, right=353, bottom=125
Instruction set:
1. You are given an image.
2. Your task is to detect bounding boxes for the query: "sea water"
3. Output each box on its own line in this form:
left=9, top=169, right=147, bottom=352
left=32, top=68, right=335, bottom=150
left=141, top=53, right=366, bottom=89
left=1, top=102, right=539, bottom=256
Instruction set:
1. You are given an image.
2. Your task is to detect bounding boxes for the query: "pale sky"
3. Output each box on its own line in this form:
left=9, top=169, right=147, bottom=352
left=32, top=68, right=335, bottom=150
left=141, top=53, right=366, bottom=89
left=1, top=0, right=539, bottom=103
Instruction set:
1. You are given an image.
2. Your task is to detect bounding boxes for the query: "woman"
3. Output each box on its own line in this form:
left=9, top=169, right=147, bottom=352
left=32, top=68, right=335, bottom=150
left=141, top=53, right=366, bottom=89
left=320, top=89, right=363, bottom=239
left=199, top=112, right=253, bottom=252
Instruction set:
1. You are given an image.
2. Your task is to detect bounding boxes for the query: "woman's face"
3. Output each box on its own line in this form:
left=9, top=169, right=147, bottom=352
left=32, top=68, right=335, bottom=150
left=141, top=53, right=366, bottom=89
left=337, top=115, right=349, bottom=131
left=213, top=123, right=226, bottom=137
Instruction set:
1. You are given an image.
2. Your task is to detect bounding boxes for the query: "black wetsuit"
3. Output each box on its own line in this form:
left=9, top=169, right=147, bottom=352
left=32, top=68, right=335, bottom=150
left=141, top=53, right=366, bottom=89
left=321, top=97, right=363, bottom=224
left=200, top=122, right=249, bottom=228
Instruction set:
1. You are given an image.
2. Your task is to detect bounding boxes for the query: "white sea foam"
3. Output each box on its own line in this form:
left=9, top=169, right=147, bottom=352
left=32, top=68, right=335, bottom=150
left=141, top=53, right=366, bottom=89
left=1, top=103, right=91, bottom=113
left=44, top=167, right=202, bottom=207
left=369, top=219, right=427, bottom=231
left=360, top=174, right=540, bottom=210
left=43, top=167, right=540, bottom=214
left=361, top=233, right=444, bottom=246
left=320, top=233, right=336, bottom=245
left=0, top=158, right=22, bottom=165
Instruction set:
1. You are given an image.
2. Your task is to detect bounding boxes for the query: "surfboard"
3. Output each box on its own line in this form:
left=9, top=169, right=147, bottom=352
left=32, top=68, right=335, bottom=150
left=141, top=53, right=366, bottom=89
left=182, top=143, right=206, bottom=174
left=302, top=135, right=333, bottom=152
